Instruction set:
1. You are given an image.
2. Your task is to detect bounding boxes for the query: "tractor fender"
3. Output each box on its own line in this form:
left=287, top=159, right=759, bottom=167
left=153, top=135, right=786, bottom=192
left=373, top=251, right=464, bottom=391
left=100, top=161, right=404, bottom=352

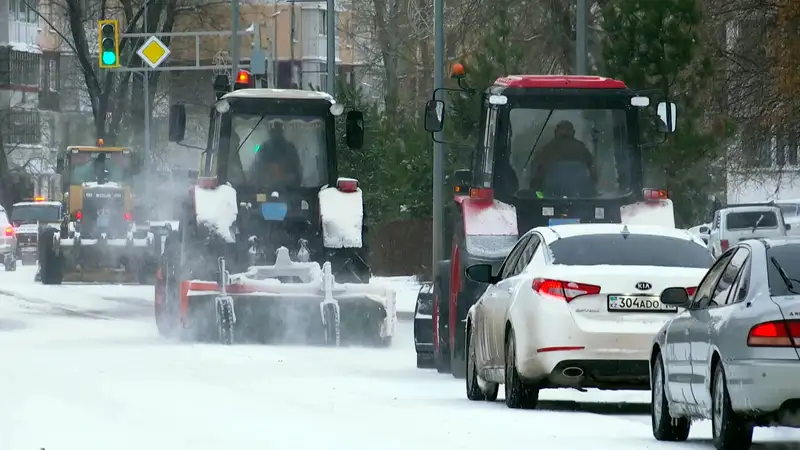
left=318, top=185, right=364, bottom=249
left=191, top=183, right=238, bottom=243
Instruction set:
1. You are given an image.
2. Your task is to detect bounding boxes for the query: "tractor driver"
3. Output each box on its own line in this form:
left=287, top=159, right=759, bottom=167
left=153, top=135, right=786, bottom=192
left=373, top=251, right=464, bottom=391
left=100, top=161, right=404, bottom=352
left=93, top=153, right=109, bottom=183
left=528, top=120, right=598, bottom=196
left=254, top=121, right=302, bottom=187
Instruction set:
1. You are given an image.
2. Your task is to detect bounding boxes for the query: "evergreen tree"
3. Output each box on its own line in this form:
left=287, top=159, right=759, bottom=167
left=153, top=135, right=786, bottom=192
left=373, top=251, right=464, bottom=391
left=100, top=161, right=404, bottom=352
left=601, top=0, right=734, bottom=226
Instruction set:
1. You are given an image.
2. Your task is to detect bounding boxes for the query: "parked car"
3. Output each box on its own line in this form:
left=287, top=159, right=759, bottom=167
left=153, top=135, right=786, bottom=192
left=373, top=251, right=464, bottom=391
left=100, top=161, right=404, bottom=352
left=0, top=205, right=17, bottom=271
left=708, top=203, right=790, bottom=258
left=414, top=281, right=434, bottom=368
left=463, top=223, right=712, bottom=409
left=688, top=223, right=710, bottom=244
left=651, top=237, right=800, bottom=449
left=10, top=199, right=64, bottom=266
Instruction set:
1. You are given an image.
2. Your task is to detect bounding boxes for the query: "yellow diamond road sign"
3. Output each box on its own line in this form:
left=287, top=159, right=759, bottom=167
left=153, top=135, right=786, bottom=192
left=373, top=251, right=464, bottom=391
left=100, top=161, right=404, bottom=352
left=137, top=36, right=170, bottom=69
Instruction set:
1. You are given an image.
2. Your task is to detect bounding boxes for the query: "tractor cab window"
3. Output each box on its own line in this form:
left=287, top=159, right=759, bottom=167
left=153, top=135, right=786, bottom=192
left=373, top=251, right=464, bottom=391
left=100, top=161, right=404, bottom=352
left=227, top=114, right=328, bottom=188
left=472, top=103, right=499, bottom=188
left=69, top=152, right=130, bottom=184
left=506, top=108, right=632, bottom=199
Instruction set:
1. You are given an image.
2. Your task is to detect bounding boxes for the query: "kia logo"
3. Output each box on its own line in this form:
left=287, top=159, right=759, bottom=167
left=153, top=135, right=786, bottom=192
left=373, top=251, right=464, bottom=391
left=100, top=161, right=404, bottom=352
left=636, top=282, right=652, bottom=291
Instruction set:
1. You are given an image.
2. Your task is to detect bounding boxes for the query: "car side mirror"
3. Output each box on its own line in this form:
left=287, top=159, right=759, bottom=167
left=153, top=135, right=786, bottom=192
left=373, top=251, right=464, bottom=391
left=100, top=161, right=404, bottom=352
left=660, top=287, right=690, bottom=307
left=465, top=263, right=495, bottom=284
left=786, top=223, right=792, bottom=231
left=168, top=104, right=187, bottom=142
left=424, top=99, right=444, bottom=133
left=656, top=102, right=677, bottom=133
left=345, top=110, right=364, bottom=149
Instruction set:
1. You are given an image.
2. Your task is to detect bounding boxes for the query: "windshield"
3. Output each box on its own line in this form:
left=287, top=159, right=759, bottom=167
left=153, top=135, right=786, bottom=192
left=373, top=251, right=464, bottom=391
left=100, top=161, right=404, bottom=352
left=726, top=211, right=778, bottom=230
left=549, top=234, right=713, bottom=268
left=227, top=114, right=328, bottom=188
left=507, top=108, right=631, bottom=199
left=768, top=244, right=800, bottom=296
left=69, top=152, right=130, bottom=184
left=11, top=204, right=60, bottom=222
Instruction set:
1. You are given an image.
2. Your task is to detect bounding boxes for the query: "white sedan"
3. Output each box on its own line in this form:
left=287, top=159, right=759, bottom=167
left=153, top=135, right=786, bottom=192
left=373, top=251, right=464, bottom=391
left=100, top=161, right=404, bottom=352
left=463, top=223, right=713, bottom=409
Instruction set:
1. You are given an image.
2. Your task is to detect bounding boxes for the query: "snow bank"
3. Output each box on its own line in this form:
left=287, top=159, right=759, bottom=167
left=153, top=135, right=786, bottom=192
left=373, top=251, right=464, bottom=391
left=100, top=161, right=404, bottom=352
left=318, top=186, right=363, bottom=248
left=194, top=184, right=238, bottom=243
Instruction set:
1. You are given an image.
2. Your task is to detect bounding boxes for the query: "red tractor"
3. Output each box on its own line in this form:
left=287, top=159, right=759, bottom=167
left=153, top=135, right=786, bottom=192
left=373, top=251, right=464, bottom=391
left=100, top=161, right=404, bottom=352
left=422, top=66, right=678, bottom=377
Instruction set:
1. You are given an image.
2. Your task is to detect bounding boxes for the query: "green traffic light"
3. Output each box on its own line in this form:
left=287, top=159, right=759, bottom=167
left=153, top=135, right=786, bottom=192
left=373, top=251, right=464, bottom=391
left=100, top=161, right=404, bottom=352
left=102, top=51, right=116, bottom=65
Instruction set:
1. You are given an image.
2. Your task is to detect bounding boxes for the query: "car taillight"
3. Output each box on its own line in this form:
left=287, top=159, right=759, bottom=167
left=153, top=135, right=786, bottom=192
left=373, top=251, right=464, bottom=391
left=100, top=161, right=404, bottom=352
left=532, top=278, right=601, bottom=302
left=4, top=227, right=13, bottom=237
left=747, top=320, right=800, bottom=347
left=124, top=212, right=132, bottom=221
left=75, top=210, right=83, bottom=221
left=721, top=239, right=729, bottom=251
left=685, top=287, right=697, bottom=296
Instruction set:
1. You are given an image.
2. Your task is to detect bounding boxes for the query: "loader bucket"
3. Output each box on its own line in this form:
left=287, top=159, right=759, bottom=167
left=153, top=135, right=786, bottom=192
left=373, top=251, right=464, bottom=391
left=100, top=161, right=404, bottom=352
left=59, top=234, right=156, bottom=284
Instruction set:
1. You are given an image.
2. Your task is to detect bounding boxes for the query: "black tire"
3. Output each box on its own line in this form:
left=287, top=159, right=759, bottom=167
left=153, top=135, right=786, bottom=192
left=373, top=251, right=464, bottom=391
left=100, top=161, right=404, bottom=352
left=451, top=318, right=467, bottom=379
left=39, top=228, right=63, bottom=285
left=156, top=232, right=182, bottom=338
left=466, top=324, right=499, bottom=401
left=651, top=353, right=690, bottom=441
left=712, top=363, right=753, bottom=450
left=416, top=353, right=435, bottom=369
left=504, top=331, right=539, bottom=409
left=216, top=297, right=234, bottom=345
left=434, top=260, right=451, bottom=373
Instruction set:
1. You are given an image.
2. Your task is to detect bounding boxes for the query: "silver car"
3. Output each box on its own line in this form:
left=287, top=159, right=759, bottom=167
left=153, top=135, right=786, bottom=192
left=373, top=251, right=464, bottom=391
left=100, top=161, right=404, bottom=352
left=0, top=206, right=17, bottom=271
left=650, top=238, right=800, bottom=449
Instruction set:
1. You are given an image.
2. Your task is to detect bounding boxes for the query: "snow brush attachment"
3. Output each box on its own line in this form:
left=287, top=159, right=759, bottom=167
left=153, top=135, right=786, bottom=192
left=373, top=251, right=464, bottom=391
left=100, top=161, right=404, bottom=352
left=180, top=247, right=397, bottom=346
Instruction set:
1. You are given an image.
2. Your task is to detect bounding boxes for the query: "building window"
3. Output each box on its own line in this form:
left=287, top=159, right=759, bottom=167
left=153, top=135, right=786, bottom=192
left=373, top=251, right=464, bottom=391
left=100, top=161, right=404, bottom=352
left=4, top=110, right=41, bottom=145
left=9, top=0, right=38, bottom=23
left=320, top=10, right=327, bottom=35
left=10, top=50, right=40, bottom=86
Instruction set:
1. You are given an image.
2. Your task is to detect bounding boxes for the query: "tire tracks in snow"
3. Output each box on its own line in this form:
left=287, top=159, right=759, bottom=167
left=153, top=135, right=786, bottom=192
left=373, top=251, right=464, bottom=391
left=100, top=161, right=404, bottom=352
left=0, top=285, right=152, bottom=321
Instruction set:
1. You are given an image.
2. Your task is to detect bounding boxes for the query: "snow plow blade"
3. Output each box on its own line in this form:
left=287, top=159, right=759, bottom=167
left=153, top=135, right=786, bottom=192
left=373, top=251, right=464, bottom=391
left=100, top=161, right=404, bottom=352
left=58, top=234, right=156, bottom=284
left=180, top=250, right=396, bottom=346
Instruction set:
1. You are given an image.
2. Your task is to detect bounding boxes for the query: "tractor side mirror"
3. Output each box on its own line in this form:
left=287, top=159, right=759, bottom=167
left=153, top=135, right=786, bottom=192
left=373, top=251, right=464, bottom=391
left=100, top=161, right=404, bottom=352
left=656, top=102, right=677, bottom=133
left=424, top=99, right=444, bottom=132
left=130, top=153, right=143, bottom=175
left=168, top=104, right=187, bottom=142
left=55, top=156, right=64, bottom=174
left=345, top=110, right=364, bottom=149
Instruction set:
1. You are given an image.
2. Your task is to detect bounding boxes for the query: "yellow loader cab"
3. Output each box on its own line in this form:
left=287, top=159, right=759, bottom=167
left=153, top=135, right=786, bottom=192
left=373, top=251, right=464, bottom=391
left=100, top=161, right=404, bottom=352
left=40, top=144, right=153, bottom=285
left=56, top=145, right=136, bottom=222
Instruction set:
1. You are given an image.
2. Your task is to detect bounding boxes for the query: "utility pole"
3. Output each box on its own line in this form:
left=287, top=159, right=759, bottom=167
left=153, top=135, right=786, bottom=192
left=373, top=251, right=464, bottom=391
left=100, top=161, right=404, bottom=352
left=432, top=0, right=444, bottom=278
left=143, top=0, right=151, bottom=171
left=231, top=0, right=240, bottom=83
left=326, top=0, right=335, bottom=95
left=576, top=0, right=587, bottom=75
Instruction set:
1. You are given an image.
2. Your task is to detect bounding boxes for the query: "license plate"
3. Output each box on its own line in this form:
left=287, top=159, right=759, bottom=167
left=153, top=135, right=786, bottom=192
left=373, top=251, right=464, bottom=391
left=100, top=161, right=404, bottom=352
left=549, top=218, right=580, bottom=225
left=21, top=247, right=36, bottom=253
left=607, top=295, right=677, bottom=312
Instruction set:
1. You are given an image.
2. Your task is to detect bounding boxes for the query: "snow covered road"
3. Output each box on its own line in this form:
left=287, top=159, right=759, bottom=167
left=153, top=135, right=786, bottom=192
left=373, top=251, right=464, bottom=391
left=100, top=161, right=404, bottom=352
left=1, top=267, right=798, bottom=450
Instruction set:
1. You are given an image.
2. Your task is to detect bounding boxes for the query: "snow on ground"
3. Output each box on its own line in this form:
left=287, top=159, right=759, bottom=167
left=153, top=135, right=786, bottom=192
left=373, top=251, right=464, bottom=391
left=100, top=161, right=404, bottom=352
left=1, top=268, right=799, bottom=449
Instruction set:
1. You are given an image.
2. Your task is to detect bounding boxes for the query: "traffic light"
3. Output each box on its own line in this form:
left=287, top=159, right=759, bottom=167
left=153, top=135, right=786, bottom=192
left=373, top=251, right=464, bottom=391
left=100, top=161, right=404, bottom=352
left=98, top=20, right=120, bottom=68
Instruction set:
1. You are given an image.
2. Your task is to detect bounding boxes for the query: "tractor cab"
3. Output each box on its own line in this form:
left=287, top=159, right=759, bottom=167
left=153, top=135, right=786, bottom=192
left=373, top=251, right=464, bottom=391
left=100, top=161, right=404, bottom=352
left=167, top=70, right=369, bottom=278
left=426, top=70, right=678, bottom=235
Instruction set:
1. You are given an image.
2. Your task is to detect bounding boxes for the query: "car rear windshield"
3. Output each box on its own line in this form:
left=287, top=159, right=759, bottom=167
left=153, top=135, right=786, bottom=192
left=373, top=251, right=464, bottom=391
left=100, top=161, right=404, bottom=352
left=726, top=211, right=778, bottom=230
left=767, top=245, right=800, bottom=296
left=10, top=205, right=61, bottom=222
left=549, top=234, right=714, bottom=268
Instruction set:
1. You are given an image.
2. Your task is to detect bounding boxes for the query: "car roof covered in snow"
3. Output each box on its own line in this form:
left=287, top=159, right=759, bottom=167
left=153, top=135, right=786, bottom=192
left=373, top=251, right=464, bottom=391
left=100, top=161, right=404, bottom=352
left=534, top=223, right=700, bottom=245
left=12, top=201, right=61, bottom=207
left=221, top=89, right=334, bottom=102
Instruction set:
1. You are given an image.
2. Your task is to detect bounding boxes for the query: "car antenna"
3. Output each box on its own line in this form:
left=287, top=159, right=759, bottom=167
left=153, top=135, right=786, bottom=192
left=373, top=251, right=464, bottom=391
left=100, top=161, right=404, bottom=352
left=548, top=227, right=562, bottom=240
left=621, top=224, right=630, bottom=239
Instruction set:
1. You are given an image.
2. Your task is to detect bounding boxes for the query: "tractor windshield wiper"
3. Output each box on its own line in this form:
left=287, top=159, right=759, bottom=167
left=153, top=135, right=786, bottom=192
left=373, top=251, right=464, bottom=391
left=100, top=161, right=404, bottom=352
left=236, top=113, right=269, bottom=153
left=751, top=214, right=764, bottom=233
left=770, top=256, right=799, bottom=295
left=522, top=109, right=554, bottom=170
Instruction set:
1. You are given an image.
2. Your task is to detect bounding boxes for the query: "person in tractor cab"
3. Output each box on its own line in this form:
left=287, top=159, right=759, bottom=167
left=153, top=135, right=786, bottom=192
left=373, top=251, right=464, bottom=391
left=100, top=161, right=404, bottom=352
left=254, top=121, right=302, bottom=187
left=93, top=153, right=109, bottom=182
left=529, top=120, right=598, bottom=197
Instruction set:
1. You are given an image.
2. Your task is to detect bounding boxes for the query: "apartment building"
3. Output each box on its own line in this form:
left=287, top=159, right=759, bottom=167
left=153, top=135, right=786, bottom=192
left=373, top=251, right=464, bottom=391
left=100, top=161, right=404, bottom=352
left=0, top=0, right=66, bottom=197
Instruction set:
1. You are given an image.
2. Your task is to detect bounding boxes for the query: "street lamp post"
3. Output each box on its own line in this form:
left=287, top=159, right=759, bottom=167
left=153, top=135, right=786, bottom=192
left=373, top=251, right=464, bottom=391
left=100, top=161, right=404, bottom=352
left=270, top=10, right=282, bottom=88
